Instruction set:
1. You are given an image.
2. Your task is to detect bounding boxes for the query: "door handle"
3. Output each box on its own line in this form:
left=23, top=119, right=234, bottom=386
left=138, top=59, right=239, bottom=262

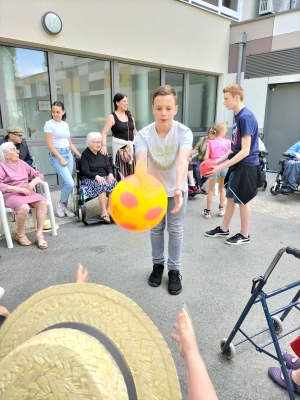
left=27, top=127, right=36, bottom=138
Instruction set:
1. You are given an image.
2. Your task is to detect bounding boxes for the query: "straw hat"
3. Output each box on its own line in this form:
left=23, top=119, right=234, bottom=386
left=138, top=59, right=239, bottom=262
left=43, top=219, right=59, bottom=232
left=0, top=283, right=181, bottom=399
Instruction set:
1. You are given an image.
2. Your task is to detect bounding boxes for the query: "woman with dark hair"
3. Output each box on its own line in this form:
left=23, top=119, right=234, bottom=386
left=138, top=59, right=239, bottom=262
left=101, top=93, right=137, bottom=177
left=44, top=101, right=81, bottom=218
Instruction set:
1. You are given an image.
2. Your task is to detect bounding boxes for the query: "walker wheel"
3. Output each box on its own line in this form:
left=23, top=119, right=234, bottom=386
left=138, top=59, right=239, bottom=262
left=220, top=338, right=236, bottom=360
left=271, top=316, right=283, bottom=335
left=270, top=186, right=278, bottom=195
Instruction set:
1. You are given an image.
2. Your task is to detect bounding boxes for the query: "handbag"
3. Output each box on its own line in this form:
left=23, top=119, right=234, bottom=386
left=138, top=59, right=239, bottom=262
left=119, top=144, right=132, bottom=163
left=118, top=120, right=132, bottom=163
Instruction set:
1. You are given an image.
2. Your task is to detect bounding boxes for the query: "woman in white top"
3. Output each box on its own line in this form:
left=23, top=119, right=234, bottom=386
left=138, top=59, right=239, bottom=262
left=44, top=101, right=81, bottom=217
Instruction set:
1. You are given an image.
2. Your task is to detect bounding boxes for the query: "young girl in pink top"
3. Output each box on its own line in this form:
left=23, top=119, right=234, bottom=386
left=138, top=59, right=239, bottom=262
left=202, top=123, right=231, bottom=219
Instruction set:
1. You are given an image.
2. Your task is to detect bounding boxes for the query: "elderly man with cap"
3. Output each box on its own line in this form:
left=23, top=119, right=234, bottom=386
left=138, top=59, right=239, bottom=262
left=0, top=126, right=33, bottom=166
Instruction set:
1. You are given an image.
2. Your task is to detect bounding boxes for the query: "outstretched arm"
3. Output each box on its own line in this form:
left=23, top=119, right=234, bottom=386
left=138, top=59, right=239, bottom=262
left=171, top=308, right=218, bottom=400
left=172, top=147, right=190, bottom=214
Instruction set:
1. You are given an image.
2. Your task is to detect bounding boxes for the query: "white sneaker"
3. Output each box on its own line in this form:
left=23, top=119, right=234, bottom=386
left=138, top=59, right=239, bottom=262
left=219, top=206, right=225, bottom=216
left=63, top=206, right=75, bottom=217
left=56, top=200, right=65, bottom=218
left=202, top=209, right=211, bottom=219
left=0, top=287, right=4, bottom=300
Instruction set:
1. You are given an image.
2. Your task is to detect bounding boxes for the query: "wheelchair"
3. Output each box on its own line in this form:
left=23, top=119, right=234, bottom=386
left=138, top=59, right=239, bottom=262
left=259, top=149, right=269, bottom=191
left=270, top=153, right=300, bottom=195
left=71, top=155, right=119, bottom=225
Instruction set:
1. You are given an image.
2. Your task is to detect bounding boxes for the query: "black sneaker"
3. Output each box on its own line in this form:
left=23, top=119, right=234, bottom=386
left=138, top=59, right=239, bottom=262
left=225, top=233, right=250, bottom=245
left=148, top=264, right=164, bottom=287
left=205, top=226, right=230, bottom=238
left=168, top=270, right=182, bottom=295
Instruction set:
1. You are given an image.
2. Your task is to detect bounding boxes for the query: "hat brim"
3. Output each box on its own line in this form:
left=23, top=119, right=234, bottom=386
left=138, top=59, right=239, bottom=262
left=42, top=224, right=59, bottom=232
left=0, top=284, right=181, bottom=399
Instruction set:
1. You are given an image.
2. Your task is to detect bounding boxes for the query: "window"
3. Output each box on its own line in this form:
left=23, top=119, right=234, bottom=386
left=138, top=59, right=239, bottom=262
left=177, top=0, right=242, bottom=20
left=222, top=0, right=238, bottom=11
left=119, top=64, right=160, bottom=131
left=0, top=46, right=51, bottom=140
left=165, top=71, right=184, bottom=123
left=54, top=54, right=112, bottom=136
left=187, top=73, right=217, bottom=133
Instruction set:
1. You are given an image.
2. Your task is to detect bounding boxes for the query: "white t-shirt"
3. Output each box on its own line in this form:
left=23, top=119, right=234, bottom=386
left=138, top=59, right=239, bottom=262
left=135, top=121, right=193, bottom=196
left=44, top=119, right=70, bottom=148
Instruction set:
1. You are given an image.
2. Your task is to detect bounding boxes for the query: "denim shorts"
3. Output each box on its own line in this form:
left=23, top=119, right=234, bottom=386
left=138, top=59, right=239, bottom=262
left=226, top=171, right=242, bottom=204
left=210, top=168, right=228, bottom=181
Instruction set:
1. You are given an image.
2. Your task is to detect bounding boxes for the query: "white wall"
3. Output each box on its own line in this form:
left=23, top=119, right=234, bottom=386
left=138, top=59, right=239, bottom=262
left=226, top=72, right=268, bottom=131
left=241, top=0, right=260, bottom=21
left=0, top=0, right=230, bottom=75
left=273, top=10, right=300, bottom=35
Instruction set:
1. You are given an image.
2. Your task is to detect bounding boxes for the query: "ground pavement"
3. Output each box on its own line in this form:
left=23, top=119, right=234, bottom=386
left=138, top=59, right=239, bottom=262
left=0, top=173, right=300, bottom=400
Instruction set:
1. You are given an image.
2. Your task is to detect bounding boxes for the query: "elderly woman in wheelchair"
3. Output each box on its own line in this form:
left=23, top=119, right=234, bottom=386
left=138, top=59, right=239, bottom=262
left=0, top=142, right=48, bottom=249
left=80, top=132, right=117, bottom=223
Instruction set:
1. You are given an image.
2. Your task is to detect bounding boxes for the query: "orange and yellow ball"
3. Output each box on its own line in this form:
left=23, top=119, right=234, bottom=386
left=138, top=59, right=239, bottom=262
left=110, top=173, right=167, bottom=232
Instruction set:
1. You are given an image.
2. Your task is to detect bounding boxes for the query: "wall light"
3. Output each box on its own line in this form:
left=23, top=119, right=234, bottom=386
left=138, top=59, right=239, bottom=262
left=42, top=12, right=62, bottom=35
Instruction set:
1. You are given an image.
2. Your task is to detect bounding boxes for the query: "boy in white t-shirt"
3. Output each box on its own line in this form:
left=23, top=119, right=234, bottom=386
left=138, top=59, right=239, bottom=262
left=135, top=85, right=193, bottom=295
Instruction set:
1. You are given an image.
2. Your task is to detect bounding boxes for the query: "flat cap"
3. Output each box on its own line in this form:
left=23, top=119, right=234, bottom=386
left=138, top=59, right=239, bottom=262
left=6, top=126, right=24, bottom=134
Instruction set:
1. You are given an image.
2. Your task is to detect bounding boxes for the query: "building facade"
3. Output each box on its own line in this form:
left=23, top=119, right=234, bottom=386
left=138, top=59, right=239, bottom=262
left=0, top=0, right=232, bottom=186
left=227, top=7, right=300, bottom=169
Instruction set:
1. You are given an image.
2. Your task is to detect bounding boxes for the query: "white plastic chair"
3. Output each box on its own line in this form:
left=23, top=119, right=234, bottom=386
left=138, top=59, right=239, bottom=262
left=0, top=181, right=57, bottom=249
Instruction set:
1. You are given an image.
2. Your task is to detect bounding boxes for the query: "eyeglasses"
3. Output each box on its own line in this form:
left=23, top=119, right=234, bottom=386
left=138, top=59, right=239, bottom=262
left=91, top=141, right=102, bottom=145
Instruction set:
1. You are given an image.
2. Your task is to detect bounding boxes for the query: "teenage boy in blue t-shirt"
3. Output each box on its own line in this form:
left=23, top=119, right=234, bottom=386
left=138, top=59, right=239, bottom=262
left=204, top=84, right=262, bottom=245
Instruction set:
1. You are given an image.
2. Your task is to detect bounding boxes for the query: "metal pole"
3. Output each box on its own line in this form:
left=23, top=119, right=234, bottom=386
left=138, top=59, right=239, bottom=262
left=236, top=42, right=244, bottom=85
left=234, top=32, right=247, bottom=85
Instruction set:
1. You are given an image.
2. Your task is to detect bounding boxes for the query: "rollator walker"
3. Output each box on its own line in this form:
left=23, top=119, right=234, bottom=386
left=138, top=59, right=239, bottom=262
left=220, top=246, right=300, bottom=400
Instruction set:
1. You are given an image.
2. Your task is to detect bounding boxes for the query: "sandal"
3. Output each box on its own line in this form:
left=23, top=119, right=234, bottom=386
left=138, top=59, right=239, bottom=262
left=108, top=213, right=114, bottom=223
left=283, top=353, right=300, bottom=370
left=35, top=236, right=48, bottom=250
left=268, top=367, right=300, bottom=394
left=15, top=233, right=32, bottom=246
left=101, top=214, right=111, bottom=224
left=200, top=187, right=208, bottom=194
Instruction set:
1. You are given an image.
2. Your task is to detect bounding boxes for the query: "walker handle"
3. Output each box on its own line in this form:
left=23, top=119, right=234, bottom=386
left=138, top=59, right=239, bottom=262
left=286, top=246, right=300, bottom=259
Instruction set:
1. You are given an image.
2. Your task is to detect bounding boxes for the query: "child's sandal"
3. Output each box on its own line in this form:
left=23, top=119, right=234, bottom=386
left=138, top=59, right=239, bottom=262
left=218, top=205, right=225, bottom=216
left=202, top=209, right=211, bottom=219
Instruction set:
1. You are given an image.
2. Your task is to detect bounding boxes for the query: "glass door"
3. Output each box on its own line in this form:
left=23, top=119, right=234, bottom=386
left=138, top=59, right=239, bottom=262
left=165, top=71, right=184, bottom=123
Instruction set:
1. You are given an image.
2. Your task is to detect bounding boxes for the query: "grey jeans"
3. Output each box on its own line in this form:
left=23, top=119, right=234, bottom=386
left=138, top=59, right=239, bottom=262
left=283, top=160, right=300, bottom=189
left=150, top=193, right=188, bottom=271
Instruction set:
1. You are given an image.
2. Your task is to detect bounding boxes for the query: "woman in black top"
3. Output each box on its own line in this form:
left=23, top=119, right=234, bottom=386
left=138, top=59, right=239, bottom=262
left=101, top=93, right=137, bottom=177
left=80, top=132, right=117, bottom=223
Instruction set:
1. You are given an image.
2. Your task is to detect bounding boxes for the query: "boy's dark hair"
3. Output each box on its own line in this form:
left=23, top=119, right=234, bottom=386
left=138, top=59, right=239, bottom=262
left=113, top=92, right=132, bottom=120
left=223, top=84, right=244, bottom=101
left=52, top=101, right=67, bottom=120
left=153, top=85, right=178, bottom=103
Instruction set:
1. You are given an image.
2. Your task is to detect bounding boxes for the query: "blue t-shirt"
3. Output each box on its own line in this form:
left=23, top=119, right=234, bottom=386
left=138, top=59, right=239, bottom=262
left=286, top=141, right=300, bottom=160
left=231, top=107, right=259, bottom=166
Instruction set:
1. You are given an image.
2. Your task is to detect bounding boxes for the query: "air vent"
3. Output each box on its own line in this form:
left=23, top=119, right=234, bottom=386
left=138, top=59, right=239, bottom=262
left=244, top=47, right=300, bottom=79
